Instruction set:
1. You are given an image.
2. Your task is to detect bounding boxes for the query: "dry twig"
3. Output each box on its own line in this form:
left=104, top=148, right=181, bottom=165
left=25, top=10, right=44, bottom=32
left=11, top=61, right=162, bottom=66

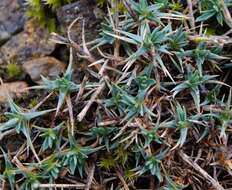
left=179, top=150, right=225, bottom=190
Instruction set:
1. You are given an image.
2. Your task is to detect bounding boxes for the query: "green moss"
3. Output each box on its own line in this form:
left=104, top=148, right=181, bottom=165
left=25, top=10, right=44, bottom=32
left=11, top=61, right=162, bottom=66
left=6, top=63, right=21, bottom=78
left=97, top=0, right=126, bottom=13
left=29, top=98, right=39, bottom=109
left=99, top=156, right=116, bottom=170
left=206, top=27, right=216, bottom=35
left=170, top=2, right=183, bottom=11
left=114, top=146, right=130, bottom=166
left=97, top=0, right=106, bottom=7
left=124, top=169, right=137, bottom=181
left=26, top=0, right=74, bottom=32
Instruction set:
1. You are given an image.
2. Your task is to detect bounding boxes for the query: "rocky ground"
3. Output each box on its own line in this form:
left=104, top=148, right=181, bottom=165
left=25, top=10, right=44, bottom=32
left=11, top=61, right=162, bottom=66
left=0, top=0, right=102, bottom=103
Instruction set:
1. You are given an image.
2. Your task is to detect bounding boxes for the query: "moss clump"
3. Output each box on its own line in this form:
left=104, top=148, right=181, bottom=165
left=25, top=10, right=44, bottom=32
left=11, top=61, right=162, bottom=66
left=6, top=63, right=21, bottom=79
left=26, top=0, right=74, bottom=32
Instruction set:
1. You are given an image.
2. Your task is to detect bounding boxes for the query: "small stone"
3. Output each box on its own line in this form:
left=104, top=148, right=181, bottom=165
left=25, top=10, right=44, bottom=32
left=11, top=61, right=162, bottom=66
left=0, top=26, right=10, bottom=44
left=0, top=20, right=56, bottom=65
left=0, top=81, right=29, bottom=103
left=23, top=57, right=66, bottom=83
left=0, top=0, right=26, bottom=44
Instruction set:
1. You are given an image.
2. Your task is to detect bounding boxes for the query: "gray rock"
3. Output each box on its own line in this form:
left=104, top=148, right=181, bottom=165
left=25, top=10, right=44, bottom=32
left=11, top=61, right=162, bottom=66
left=0, top=81, right=29, bottom=103
left=56, top=0, right=102, bottom=43
left=23, top=56, right=66, bottom=83
left=0, top=0, right=26, bottom=44
left=0, top=20, right=56, bottom=65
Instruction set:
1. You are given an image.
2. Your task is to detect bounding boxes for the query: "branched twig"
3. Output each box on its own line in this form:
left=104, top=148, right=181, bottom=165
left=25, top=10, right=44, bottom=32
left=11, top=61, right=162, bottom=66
left=36, top=183, right=86, bottom=189
left=85, top=163, right=95, bottom=190
left=179, top=150, right=225, bottom=190
left=0, top=129, right=16, bottom=141
left=187, top=0, right=195, bottom=31
left=77, top=80, right=106, bottom=122
left=116, top=170, right=130, bottom=190
left=66, top=95, right=74, bottom=136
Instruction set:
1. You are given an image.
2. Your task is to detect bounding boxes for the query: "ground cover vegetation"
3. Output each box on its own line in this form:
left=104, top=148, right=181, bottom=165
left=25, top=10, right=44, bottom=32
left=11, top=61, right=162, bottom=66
left=1, top=0, right=232, bottom=189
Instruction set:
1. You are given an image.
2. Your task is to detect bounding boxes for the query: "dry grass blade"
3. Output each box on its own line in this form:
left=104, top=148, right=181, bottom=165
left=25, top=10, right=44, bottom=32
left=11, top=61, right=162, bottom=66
left=179, top=150, right=225, bottom=190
